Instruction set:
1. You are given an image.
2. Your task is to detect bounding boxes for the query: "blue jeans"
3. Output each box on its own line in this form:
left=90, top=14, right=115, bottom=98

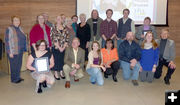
left=121, top=61, right=140, bottom=80
left=86, top=68, right=104, bottom=86
left=101, top=38, right=106, bottom=48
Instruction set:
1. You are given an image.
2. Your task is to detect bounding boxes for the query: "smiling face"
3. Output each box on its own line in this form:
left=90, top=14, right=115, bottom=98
left=144, top=19, right=151, bottom=26
left=160, top=30, right=169, bottom=39
left=123, top=10, right=129, bottom=19
left=12, top=17, right=21, bottom=27
left=56, top=16, right=62, bottom=24
left=92, top=42, right=99, bottom=52
left=145, top=33, right=153, bottom=43
left=92, top=10, right=98, bottom=19
left=106, top=10, right=113, bottom=19
left=38, top=42, right=46, bottom=51
left=72, top=38, right=80, bottom=49
left=38, top=15, right=45, bottom=25
left=126, top=32, right=134, bottom=41
left=80, top=14, right=86, bottom=23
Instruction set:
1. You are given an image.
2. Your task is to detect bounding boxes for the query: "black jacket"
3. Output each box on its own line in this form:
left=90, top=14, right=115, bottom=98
left=119, top=40, right=141, bottom=63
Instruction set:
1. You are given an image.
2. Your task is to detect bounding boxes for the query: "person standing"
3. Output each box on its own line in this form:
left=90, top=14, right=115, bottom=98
left=5, top=16, right=27, bottom=83
left=154, top=29, right=176, bottom=85
left=30, top=14, right=52, bottom=53
left=136, top=17, right=157, bottom=45
left=77, top=13, right=91, bottom=61
left=50, top=15, right=69, bottom=80
left=117, top=9, right=135, bottom=54
left=42, top=13, right=53, bottom=28
left=100, top=9, right=117, bottom=48
left=87, top=10, right=103, bottom=48
left=71, top=15, right=78, bottom=36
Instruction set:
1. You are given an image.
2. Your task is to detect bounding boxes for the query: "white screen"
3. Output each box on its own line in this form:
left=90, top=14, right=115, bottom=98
left=77, top=0, right=168, bottom=25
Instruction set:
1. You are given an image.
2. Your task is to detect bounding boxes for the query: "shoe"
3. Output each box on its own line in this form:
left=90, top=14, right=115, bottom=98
left=112, top=75, right=118, bottom=82
left=13, top=78, right=24, bottom=84
left=132, top=80, right=139, bottom=86
left=37, top=83, right=42, bottom=93
left=65, top=81, right=70, bottom=88
left=74, top=78, right=79, bottom=82
left=54, top=75, right=60, bottom=80
left=60, top=75, right=65, bottom=79
left=164, top=77, right=170, bottom=85
left=91, top=81, right=96, bottom=84
left=42, top=81, right=47, bottom=88
left=104, top=74, right=108, bottom=78
left=60, top=71, right=66, bottom=79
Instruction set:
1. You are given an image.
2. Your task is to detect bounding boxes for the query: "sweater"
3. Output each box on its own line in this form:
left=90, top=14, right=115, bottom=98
left=30, top=24, right=52, bottom=47
left=140, top=47, right=159, bottom=71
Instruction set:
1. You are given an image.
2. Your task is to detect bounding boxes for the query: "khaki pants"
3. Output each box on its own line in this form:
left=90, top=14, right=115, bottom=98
left=63, top=64, right=84, bottom=81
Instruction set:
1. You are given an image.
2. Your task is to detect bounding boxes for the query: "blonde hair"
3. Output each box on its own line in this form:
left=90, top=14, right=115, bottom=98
left=141, top=31, right=158, bottom=49
left=79, top=13, right=86, bottom=19
left=65, top=17, right=72, bottom=26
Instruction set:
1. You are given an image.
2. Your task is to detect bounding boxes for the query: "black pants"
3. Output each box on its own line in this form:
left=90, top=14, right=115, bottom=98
left=8, top=53, right=23, bottom=82
left=154, top=58, right=175, bottom=80
left=104, top=61, right=120, bottom=76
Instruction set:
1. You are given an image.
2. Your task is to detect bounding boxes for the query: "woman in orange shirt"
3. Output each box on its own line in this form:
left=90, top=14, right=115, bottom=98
left=101, top=39, right=120, bottom=82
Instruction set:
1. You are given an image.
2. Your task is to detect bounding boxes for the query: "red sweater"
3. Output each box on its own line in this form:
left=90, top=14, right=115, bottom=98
left=30, top=24, right=52, bottom=47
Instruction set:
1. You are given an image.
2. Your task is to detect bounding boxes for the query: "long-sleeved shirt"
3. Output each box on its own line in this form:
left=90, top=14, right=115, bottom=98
left=101, top=48, right=119, bottom=65
left=140, top=48, right=159, bottom=71
left=77, top=23, right=91, bottom=49
left=119, top=40, right=141, bottom=62
left=100, top=19, right=117, bottom=39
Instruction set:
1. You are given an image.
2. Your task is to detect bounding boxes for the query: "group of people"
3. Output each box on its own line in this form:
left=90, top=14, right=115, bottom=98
left=5, top=8, right=176, bottom=94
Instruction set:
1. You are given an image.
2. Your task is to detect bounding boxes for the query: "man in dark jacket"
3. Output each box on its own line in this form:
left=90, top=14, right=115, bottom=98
left=119, top=32, right=141, bottom=86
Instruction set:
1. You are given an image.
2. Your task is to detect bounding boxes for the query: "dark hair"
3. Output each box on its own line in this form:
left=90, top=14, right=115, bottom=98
left=123, top=8, right=130, bottom=14
left=105, top=39, right=114, bottom=50
left=144, top=17, right=151, bottom=22
left=106, top=9, right=113, bottom=14
left=35, top=40, right=47, bottom=50
left=71, top=15, right=78, bottom=19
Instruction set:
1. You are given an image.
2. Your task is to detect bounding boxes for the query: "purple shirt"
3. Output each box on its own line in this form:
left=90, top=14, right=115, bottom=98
left=100, top=19, right=117, bottom=38
left=143, top=25, right=150, bottom=30
left=93, top=57, right=99, bottom=65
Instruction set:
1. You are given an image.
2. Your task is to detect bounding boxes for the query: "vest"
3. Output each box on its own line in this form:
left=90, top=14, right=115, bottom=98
left=118, top=18, right=132, bottom=39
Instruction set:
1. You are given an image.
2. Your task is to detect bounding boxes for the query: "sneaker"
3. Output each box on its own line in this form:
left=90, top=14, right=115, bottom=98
left=132, top=80, right=139, bottom=86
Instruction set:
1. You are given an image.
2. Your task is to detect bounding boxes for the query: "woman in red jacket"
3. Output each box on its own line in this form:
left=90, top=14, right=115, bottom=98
left=30, top=14, right=52, bottom=53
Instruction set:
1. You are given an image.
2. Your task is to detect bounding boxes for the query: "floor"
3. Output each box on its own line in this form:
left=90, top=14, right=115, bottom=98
left=0, top=58, right=179, bottom=105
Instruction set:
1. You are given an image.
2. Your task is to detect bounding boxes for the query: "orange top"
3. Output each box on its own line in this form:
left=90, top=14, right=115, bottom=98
left=101, top=48, right=119, bottom=65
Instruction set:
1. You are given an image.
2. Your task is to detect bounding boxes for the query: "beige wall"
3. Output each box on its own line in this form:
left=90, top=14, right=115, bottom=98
left=0, top=0, right=179, bottom=56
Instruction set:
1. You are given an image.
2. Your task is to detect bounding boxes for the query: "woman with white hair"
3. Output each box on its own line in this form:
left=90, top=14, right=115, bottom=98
left=77, top=13, right=91, bottom=61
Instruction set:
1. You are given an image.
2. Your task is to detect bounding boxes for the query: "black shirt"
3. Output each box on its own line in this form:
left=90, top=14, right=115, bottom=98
left=159, top=39, right=167, bottom=59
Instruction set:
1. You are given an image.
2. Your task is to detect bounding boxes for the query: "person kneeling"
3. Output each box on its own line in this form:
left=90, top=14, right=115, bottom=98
left=63, top=38, right=85, bottom=88
left=86, top=41, right=106, bottom=86
left=26, top=40, right=55, bottom=93
left=101, top=39, right=120, bottom=82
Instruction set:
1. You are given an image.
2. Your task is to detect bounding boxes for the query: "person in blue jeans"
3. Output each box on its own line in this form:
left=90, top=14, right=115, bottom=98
left=119, top=32, right=141, bottom=86
left=86, top=41, right=106, bottom=86
left=139, top=32, right=159, bottom=83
